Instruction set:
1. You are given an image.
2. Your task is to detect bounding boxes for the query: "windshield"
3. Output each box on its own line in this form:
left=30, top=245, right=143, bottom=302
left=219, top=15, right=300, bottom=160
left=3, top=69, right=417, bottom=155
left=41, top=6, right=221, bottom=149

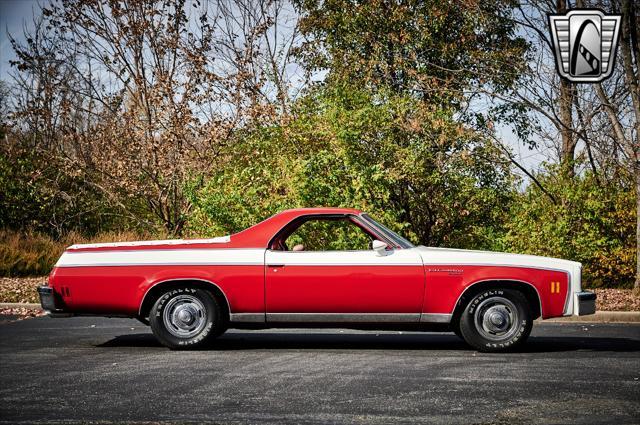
left=360, top=214, right=415, bottom=249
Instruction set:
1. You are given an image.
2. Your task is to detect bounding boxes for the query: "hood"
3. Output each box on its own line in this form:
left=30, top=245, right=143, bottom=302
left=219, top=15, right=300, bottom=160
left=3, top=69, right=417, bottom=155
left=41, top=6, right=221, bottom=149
left=415, top=246, right=581, bottom=272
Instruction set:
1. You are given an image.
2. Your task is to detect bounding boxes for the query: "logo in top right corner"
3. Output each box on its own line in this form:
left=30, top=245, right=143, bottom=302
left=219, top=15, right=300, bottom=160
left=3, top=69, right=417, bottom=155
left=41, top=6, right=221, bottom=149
left=548, top=9, right=622, bottom=83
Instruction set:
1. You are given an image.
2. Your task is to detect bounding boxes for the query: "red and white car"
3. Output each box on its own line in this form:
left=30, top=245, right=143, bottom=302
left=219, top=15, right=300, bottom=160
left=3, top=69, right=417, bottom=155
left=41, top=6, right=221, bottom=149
left=38, top=208, right=595, bottom=352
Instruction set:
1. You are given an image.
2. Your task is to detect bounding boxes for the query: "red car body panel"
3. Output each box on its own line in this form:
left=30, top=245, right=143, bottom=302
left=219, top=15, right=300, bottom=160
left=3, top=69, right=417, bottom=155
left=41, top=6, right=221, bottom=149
left=51, top=264, right=265, bottom=316
left=265, top=265, right=426, bottom=314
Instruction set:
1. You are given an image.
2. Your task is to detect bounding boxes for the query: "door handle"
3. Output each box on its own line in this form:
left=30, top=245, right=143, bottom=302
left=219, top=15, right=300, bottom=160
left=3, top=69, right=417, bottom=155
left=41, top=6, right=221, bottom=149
left=267, top=264, right=285, bottom=268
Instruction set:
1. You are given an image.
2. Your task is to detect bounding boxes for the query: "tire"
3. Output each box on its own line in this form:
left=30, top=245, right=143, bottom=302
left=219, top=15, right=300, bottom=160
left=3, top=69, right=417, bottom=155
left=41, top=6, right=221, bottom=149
left=459, top=288, right=532, bottom=352
left=452, top=324, right=463, bottom=340
left=149, top=287, right=224, bottom=350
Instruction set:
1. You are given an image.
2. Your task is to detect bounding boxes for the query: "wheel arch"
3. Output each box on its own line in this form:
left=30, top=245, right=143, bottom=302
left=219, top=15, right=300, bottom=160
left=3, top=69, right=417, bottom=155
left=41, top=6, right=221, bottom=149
left=450, top=279, right=542, bottom=329
left=138, top=278, right=231, bottom=323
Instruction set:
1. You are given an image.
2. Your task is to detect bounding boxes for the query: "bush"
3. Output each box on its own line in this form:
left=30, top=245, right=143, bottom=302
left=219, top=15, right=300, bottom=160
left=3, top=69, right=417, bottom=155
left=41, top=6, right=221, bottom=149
left=187, top=86, right=516, bottom=250
left=0, top=139, right=135, bottom=238
left=0, top=229, right=154, bottom=277
left=0, top=230, right=67, bottom=277
left=502, top=167, right=635, bottom=288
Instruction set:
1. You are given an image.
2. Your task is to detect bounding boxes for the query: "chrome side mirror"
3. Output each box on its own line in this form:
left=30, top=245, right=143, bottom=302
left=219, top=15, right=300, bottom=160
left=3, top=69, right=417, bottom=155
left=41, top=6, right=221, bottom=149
left=372, top=239, right=390, bottom=256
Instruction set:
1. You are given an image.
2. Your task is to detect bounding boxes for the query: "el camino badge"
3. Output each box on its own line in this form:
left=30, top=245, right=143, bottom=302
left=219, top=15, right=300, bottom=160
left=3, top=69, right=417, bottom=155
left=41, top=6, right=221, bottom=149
left=428, top=268, right=463, bottom=276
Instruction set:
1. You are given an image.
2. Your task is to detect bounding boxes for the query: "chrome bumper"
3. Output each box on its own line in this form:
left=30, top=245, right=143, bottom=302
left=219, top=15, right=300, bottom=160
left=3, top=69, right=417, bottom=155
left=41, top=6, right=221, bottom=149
left=575, top=291, right=596, bottom=316
left=37, top=286, right=72, bottom=317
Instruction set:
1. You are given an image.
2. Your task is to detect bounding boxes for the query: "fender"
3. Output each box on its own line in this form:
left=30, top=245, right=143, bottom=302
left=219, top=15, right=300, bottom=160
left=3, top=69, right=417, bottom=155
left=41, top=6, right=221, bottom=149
left=138, top=277, right=232, bottom=317
left=452, top=278, right=543, bottom=317
left=422, top=265, right=570, bottom=319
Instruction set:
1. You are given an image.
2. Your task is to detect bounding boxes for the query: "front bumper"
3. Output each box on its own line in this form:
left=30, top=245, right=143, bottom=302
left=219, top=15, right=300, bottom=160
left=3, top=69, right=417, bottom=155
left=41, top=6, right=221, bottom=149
left=37, top=286, right=72, bottom=317
left=575, top=291, right=596, bottom=316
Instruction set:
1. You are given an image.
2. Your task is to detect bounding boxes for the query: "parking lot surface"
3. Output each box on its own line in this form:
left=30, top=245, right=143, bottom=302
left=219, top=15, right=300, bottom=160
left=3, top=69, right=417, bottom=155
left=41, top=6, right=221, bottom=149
left=1, top=317, right=639, bottom=424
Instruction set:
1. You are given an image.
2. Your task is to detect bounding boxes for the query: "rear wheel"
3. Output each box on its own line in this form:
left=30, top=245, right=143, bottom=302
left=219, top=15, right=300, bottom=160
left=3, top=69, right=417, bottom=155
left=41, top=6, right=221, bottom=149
left=452, top=324, right=463, bottom=340
left=459, top=288, right=532, bottom=352
left=149, top=287, right=224, bottom=350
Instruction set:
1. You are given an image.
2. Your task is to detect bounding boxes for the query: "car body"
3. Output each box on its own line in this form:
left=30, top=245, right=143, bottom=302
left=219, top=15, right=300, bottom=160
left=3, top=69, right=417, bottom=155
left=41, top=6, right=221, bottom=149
left=38, top=207, right=596, bottom=351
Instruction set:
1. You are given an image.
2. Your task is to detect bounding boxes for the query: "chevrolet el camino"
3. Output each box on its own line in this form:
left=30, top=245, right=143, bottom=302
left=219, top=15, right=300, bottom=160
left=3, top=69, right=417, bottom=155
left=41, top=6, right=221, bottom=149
left=38, top=208, right=596, bottom=352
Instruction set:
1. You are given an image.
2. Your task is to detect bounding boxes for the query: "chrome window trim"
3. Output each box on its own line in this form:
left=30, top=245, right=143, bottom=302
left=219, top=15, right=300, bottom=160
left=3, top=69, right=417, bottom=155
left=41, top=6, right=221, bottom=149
left=267, top=213, right=392, bottom=251
left=359, top=214, right=414, bottom=249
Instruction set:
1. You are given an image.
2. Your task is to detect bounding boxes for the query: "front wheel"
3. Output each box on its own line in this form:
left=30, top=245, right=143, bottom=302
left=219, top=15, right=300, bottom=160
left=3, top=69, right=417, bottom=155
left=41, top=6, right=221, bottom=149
left=149, top=287, right=224, bottom=350
left=459, top=288, right=532, bottom=352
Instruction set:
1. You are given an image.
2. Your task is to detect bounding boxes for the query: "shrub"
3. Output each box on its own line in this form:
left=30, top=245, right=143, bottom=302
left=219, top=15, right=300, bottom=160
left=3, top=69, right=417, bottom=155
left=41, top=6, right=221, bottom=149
left=502, top=167, right=635, bottom=288
left=0, top=230, right=67, bottom=277
left=0, top=229, right=155, bottom=277
left=187, top=87, right=516, bottom=250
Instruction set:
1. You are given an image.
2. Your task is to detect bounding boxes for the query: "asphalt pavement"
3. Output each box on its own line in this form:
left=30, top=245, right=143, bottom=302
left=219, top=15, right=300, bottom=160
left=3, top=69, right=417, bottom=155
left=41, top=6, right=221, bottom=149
left=1, top=316, right=639, bottom=424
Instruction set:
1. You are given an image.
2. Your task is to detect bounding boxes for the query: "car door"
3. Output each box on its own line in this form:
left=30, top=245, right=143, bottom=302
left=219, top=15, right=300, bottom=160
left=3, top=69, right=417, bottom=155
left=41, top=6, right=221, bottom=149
left=264, top=216, right=425, bottom=322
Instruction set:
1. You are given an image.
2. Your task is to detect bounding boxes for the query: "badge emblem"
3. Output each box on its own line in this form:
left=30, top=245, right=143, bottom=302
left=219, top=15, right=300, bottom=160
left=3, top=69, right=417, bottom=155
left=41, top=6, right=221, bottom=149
left=548, top=9, right=621, bottom=83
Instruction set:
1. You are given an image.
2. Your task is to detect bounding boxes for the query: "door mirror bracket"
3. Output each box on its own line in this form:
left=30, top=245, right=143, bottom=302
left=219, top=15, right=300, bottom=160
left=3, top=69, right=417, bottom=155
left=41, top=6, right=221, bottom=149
left=372, top=240, right=391, bottom=256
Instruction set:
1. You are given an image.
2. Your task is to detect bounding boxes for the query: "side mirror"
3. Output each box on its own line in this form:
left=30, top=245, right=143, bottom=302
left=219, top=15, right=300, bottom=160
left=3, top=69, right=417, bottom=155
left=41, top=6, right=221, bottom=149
left=372, top=240, right=390, bottom=256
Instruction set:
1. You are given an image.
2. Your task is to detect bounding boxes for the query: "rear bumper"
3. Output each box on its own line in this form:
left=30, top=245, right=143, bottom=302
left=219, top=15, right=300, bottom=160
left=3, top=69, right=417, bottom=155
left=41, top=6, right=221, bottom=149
left=37, top=286, right=72, bottom=317
left=575, top=291, right=596, bottom=316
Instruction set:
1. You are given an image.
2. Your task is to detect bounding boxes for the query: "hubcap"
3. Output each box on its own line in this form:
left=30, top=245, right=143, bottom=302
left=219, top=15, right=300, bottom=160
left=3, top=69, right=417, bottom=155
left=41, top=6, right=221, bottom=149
left=474, top=296, right=519, bottom=341
left=162, top=294, right=207, bottom=338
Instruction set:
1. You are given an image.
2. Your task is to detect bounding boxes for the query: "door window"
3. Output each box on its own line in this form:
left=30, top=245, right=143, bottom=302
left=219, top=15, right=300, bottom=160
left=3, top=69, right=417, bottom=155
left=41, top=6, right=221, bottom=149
left=284, top=217, right=373, bottom=251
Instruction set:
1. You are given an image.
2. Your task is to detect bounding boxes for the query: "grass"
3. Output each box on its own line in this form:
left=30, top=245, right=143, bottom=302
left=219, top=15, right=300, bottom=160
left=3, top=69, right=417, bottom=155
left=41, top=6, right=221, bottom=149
left=0, top=230, right=69, bottom=277
left=0, top=229, right=151, bottom=277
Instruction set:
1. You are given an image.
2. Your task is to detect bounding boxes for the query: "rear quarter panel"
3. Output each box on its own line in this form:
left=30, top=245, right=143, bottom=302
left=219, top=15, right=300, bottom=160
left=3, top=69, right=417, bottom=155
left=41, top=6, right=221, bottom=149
left=49, top=262, right=265, bottom=316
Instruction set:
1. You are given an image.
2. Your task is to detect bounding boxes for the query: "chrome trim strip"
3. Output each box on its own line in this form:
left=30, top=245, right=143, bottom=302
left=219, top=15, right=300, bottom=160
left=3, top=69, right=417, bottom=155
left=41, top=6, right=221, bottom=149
left=265, top=313, right=420, bottom=323
left=66, top=247, right=253, bottom=254
left=419, top=313, right=452, bottom=323
left=229, top=313, right=266, bottom=323
left=69, top=236, right=231, bottom=249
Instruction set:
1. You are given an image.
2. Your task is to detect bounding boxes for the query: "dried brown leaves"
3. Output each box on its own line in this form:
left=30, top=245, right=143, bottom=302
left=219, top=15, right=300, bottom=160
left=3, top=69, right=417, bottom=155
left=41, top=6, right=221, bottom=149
left=0, top=277, right=44, bottom=303
left=593, top=288, right=640, bottom=312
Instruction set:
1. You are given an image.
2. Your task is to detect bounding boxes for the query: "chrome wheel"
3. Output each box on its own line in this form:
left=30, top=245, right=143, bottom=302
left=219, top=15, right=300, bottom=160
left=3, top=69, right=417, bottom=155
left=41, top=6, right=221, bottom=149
left=162, top=294, right=207, bottom=338
left=473, top=296, right=519, bottom=342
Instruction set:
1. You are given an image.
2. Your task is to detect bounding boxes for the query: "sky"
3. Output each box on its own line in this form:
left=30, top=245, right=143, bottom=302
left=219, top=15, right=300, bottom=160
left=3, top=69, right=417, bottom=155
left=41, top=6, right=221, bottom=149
left=0, top=0, right=41, bottom=81
left=0, top=0, right=547, bottom=176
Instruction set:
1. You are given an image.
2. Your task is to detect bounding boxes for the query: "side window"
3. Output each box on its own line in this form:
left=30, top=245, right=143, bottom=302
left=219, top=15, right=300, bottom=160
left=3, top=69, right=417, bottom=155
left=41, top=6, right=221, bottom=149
left=285, top=218, right=373, bottom=251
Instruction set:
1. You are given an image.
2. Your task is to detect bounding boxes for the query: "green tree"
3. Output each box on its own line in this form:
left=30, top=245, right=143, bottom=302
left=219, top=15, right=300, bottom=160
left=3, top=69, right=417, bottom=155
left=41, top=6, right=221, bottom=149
left=294, top=0, right=527, bottom=108
left=188, top=86, right=516, bottom=249
left=503, top=165, right=636, bottom=288
left=0, top=135, right=125, bottom=237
